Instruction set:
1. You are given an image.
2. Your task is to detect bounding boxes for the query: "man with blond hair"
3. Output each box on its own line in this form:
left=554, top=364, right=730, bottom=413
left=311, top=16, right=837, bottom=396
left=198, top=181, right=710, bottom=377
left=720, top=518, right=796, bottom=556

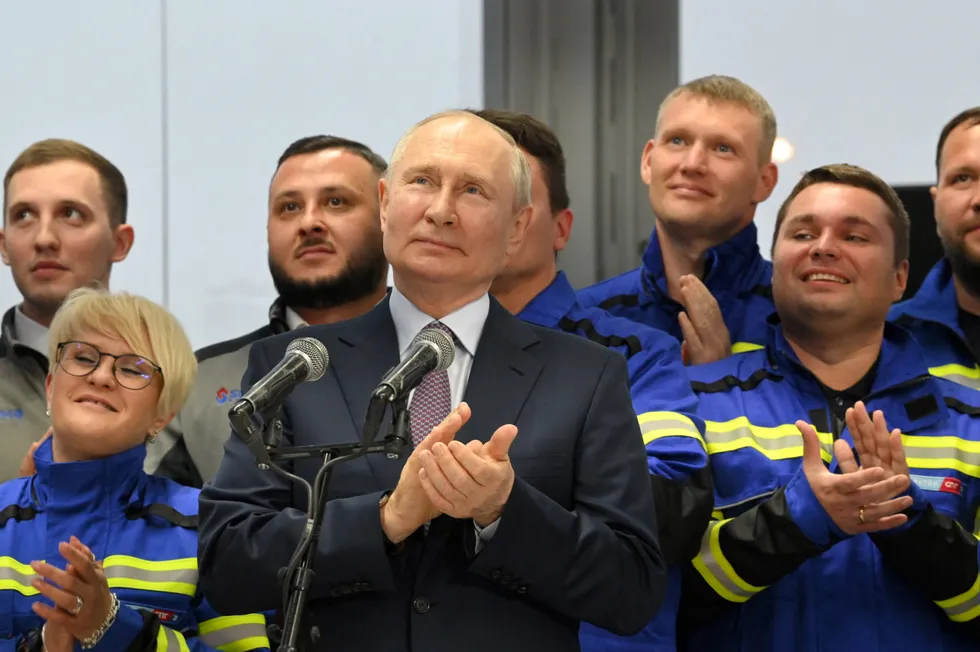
left=0, top=138, right=134, bottom=481
left=198, top=110, right=666, bottom=652
left=578, top=74, right=779, bottom=365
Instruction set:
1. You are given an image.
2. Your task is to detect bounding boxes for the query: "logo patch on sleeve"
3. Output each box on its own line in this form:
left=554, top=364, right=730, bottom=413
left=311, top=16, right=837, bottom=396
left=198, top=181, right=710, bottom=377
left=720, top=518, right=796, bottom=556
left=911, top=474, right=962, bottom=496
left=153, top=609, right=179, bottom=622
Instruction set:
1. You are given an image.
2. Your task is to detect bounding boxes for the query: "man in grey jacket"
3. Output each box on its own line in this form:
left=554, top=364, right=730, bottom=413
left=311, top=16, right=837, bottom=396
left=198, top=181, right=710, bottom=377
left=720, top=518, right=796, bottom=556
left=146, top=135, right=389, bottom=486
left=0, top=138, right=134, bottom=481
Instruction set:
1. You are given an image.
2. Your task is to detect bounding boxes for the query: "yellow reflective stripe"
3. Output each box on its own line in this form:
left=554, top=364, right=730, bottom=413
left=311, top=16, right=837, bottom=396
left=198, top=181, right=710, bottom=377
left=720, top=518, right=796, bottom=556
left=936, top=574, right=980, bottom=622
left=199, top=614, right=270, bottom=651
left=691, top=519, right=765, bottom=603
left=0, top=557, right=39, bottom=596
left=711, top=510, right=724, bottom=521
left=731, top=342, right=764, bottom=354
left=156, top=625, right=191, bottom=652
left=704, top=417, right=834, bottom=463
left=638, top=411, right=705, bottom=449
left=929, top=364, right=980, bottom=390
left=974, top=506, right=980, bottom=538
left=103, top=556, right=197, bottom=597
left=902, top=435, right=980, bottom=479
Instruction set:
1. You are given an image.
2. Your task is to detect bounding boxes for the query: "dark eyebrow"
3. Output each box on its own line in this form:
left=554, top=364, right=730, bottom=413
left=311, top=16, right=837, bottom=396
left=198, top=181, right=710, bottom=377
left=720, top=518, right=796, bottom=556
left=784, top=214, right=876, bottom=229
left=271, top=186, right=356, bottom=203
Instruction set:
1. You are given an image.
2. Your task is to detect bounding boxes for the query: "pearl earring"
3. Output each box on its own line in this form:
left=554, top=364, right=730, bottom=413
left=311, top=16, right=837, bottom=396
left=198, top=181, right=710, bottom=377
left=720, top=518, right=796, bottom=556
left=45, top=407, right=50, bottom=417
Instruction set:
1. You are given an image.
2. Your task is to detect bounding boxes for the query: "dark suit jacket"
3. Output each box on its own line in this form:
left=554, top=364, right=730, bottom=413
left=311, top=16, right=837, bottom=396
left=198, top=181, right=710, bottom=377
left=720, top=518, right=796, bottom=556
left=198, top=295, right=665, bottom=652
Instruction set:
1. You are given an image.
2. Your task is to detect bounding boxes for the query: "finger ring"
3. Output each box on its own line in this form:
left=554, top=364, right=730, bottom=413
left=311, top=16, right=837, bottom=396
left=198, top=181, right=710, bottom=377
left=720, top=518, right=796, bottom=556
left=70, top=595, right=83, bottom=615
left=858, top=506, right=866, bottom=524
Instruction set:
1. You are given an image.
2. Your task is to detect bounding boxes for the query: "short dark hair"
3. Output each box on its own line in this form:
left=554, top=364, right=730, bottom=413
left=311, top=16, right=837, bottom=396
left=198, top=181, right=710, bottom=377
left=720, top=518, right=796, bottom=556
left=468, top=108, right=570, bottom=213
left=274, top=135, right=387, bottom=178
left=936, top=107, right=980, bottom=177
left=772, top=163, right=910, bottom=265
left=3, top=138, right=128, bottom=226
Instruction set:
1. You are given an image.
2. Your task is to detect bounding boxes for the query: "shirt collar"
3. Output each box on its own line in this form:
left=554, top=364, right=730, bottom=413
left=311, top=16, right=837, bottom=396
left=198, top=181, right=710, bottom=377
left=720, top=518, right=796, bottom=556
left=518, top=271, right=577, bottom=328
left=14, top=306, right=50, bottom=359
left=388, top=285, right=489, bottom=357
left=284, top=306, right=309, bottom=331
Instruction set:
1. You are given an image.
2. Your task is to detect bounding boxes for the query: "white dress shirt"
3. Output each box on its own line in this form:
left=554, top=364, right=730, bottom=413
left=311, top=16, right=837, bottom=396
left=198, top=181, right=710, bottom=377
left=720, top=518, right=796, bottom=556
left=388, top=285, right=488, bottom=408
left=284, top=307, right=309, bottom=331
left=13, top=307, right=50, bottom=359
left=387, top=285, right=499, bottom=550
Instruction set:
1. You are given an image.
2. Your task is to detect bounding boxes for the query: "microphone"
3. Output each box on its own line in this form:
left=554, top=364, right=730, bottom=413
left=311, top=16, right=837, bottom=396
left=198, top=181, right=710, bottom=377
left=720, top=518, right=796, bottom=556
left=229, top=337, right=329, bottom=464
left=374, top=327, right=455, bottom=403
left=234, top=337, right=330, bottom=418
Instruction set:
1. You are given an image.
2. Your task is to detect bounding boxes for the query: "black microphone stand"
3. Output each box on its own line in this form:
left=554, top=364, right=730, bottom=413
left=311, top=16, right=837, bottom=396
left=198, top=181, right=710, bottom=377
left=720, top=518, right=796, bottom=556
left=229, top=391, right=410, bottom=652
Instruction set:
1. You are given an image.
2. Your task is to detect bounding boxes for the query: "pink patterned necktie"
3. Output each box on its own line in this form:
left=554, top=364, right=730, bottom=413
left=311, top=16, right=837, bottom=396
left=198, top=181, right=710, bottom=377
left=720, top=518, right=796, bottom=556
left=409, top=321, right=455, bottom=447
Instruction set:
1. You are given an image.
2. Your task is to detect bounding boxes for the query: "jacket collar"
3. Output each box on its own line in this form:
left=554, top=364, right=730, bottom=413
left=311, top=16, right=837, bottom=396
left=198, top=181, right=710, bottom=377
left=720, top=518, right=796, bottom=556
left=767, top=316, right=926, bottom=390
left=763, top=313, right=943, bottom=433
left=32, top=435, right=146, bottom=511
left=891, top=259, right=962, bottom=336
left=0, top=305, right=48, bottom=371
left=517, top=271, right=578, bottom=329
left=641, top=222, right=766, bottom=301
left=267, top=298, right=292, bottom=335
left=1, top=305, right=17, bottom=359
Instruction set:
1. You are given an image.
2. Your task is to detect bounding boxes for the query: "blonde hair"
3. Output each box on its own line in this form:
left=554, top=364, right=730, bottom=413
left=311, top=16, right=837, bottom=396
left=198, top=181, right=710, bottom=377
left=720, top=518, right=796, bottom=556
left=48, top=287, right=197, bottom=418
left=386, top=110, right=532, bottom=212
left=656, top=75, right=778, bottom=164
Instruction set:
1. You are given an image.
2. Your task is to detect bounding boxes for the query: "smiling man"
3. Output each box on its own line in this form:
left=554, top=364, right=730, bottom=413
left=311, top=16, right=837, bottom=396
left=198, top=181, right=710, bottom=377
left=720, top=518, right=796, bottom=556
left=577, top=75, right=779, bottom=365
left=0, top=138, right=134, bottom=482
left=681, top=164, right=980, bottom=651
left=146, top=135, right=390, bottom=487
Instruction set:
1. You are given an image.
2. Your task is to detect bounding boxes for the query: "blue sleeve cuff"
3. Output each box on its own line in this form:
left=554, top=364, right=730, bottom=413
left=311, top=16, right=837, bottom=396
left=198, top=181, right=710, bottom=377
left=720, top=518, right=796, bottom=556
left=783, top=466, right=847, bottom=547
left=879, top=477, right=931, bottom=534
left=82, top=601, right=145, bottom=651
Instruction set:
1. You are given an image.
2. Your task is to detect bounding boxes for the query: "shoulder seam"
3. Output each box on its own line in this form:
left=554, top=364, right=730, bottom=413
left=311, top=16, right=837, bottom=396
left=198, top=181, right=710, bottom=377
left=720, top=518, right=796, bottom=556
left=195, top=325, right=272, bottom=363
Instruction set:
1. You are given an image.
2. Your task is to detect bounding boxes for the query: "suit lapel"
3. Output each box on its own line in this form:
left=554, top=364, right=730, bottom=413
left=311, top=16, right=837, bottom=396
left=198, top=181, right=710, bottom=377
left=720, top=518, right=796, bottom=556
left=459, top=299, right=543, bottom=445
left=326, top=296, right=405, bottom=489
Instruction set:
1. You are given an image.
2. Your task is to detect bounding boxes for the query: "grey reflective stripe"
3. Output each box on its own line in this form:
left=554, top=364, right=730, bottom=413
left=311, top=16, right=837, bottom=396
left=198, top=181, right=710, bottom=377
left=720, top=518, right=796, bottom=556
left=639, top=414, right=702, bottom=444
left=159, top=626, right=184, bottom=651
left=693, top=523, right=760, bottom=602
left=704, top=421, right=833, bottom=458
left=931, top=369, right=980, bottom=390
left=903, top=444, right=980, bottom=469
left=940, top=588, right=980, bottom=622
left=200, top=621, right=269, bottom=647
left=103, top=564, right=198, bottom=586
left=0, top=562, right=37, bottom=593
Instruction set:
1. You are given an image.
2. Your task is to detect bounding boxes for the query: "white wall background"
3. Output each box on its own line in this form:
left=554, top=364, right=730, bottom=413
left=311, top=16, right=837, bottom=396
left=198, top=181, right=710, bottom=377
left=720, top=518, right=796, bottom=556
left=0, top=0, right=482, bottom=349
left=680, top=0, right=980, bottom=257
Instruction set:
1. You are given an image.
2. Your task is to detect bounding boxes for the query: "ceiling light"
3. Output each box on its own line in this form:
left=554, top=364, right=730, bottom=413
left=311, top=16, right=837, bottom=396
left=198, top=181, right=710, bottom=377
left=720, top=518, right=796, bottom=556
left=772, top=137, right=795, bottom=163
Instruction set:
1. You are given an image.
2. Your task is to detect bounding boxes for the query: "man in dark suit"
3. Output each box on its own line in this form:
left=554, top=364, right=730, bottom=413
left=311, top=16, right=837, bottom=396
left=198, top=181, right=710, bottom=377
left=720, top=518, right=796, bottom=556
left=197, top=110, right=666, bottom=651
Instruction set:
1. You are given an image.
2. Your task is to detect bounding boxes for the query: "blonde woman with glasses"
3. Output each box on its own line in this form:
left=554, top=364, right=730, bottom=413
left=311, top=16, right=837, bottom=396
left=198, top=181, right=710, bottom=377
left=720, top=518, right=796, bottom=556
left=0, top=288, right=269, bottom=652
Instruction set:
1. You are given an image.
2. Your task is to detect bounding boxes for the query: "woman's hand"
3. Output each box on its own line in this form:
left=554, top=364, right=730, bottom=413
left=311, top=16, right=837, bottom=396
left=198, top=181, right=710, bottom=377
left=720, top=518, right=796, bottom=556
left=31, top=537, right=113, bottom=642
left=40, top=620, right=74, bottom=652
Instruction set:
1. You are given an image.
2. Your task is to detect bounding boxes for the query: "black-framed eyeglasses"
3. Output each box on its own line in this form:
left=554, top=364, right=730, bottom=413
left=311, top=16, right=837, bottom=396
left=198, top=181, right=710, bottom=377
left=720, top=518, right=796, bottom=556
left=56, top=341, right=163, bottom=391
